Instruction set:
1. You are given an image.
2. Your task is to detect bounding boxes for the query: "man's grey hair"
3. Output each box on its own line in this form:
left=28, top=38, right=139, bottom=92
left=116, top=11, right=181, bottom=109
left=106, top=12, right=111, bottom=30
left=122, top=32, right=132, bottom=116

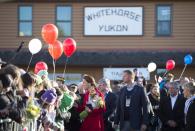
left=169, top=81, right=180, bottom=90
left=184, top=82, right=195, bottom=95
left=98, top=78, right=112, bottom=92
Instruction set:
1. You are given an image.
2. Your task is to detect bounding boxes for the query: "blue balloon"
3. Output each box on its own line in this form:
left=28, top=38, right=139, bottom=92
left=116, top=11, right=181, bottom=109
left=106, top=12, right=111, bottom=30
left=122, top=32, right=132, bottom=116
left=184, top=54, right=193, bottom=65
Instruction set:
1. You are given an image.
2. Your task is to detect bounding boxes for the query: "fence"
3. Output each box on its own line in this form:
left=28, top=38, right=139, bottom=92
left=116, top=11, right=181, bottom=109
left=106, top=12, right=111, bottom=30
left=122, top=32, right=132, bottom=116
left=11, top=119, right=38, bottom=131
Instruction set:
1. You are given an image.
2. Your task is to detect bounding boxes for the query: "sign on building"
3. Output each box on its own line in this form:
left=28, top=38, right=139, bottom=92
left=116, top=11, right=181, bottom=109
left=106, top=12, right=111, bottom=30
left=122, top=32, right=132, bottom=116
left=103, top=68, right=150, bottom=80
left=84, top=7, right=143, bottom=36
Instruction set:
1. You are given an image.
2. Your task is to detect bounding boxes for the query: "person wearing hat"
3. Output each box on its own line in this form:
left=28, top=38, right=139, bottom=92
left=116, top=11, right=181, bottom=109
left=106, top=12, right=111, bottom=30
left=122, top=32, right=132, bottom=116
left=37, top=89, right=63, bottom=131
left=159, top=81, right=186, bottom=131
left=37, top=70, right=49, bottom=80
left=77, top=74, right=105, bottom=131
left=183, top=82, right=195, bottom=131
left=56, top=76, right=65, bottom=85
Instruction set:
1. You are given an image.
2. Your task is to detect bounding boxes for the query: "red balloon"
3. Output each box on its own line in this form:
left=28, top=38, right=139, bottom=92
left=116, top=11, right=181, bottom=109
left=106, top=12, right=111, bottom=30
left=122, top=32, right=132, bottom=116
left=166, top=60, right=175, bottom=71
left=48, top=40, right=63, bottom=60
left=41, top=24, right=58, bottom=45
left=63, top=38, right=77, bottom=57
left=34, top=61, right=48, bottom=74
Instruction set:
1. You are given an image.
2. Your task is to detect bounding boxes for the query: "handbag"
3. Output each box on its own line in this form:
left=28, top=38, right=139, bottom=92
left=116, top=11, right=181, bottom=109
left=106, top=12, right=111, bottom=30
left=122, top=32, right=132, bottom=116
left=149, top=103, right=159, bottom=126
left=150, top=114, right=158, bottom=126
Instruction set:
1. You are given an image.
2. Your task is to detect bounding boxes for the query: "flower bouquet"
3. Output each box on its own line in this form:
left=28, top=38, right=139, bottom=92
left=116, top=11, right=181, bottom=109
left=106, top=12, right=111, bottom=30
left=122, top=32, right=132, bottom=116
left=26, top=100, right=41, bottom=120
left=80, top=94, right=104, bottom=120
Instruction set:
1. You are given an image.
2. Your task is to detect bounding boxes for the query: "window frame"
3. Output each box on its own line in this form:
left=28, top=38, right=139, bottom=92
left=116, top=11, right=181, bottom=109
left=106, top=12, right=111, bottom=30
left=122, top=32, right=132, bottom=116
left=18, top=5, right=33, bottom=37
left=55, top=5, right=72, bottom=37
left=155, top=4, right=173, bottom=37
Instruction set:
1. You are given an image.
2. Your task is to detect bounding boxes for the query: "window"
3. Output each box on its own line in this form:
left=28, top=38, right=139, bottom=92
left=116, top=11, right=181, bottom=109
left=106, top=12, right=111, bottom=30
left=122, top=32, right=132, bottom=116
left=19, top=6, right=32, bottom=36
left=156, top=5, right=172, bottom=36
left=56, top=6, right=72, bottom=36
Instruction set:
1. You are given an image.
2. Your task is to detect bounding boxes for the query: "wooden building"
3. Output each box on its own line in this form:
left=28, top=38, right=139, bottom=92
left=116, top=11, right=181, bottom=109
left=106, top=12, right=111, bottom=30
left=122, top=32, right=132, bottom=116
left=0, top=0, right=195, bottom=81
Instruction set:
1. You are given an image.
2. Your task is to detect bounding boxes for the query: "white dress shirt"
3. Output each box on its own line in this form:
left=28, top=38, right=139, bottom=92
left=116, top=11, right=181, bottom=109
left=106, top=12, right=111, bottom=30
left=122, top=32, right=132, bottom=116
left=170, top=94, right=178, bottom=109
left=126, top=83, right=136, bottom=91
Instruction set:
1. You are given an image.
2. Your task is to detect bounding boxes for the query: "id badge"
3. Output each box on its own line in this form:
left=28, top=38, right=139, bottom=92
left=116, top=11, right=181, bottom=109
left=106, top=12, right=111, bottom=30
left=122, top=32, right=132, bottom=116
left=126, top=97, right=131, bottom=107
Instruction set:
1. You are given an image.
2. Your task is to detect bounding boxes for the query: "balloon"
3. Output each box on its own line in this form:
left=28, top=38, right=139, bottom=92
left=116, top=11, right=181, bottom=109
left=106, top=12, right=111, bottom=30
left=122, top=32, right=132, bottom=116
left=41, top=24, right=58, bottom=44
left=184, top=54, right=193, bottom=65
left=34, top=61, right=48, bottom=74
left=28, top=39, right=42, bottom=54
left=148, top=62, right=157, bottom=72
left=48, top=40, right=63, bottom=60
left=63, top=38, right=77, bottom=57
left=166, top=60, right=175, bottom=71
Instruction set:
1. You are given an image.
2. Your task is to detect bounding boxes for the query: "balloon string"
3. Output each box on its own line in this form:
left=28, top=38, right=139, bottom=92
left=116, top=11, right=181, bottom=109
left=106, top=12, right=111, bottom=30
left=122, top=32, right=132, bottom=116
left=53, top=59, right=56, bottom=81
left=162, top=70, right=168, bottom=79
left=179, top=64, right=187, bottom=80
left=63, top=57, right=69, bottom=78
left=51, top=46, right=56, bottom=81
left=26, top=55, right=33, bottom=72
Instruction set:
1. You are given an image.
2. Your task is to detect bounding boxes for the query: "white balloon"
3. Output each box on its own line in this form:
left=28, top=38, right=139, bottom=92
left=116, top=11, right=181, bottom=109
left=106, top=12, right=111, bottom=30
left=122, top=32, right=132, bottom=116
left=29, top=39, right=42, bottom=54
left=148, top=62, right=157, bottom=73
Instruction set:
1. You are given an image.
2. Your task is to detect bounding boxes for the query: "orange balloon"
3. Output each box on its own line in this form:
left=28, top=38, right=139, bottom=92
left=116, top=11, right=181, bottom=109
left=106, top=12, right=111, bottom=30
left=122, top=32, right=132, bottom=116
left=48, top=40, right=63, bottom=60
left=42, top=24, right=58, bottom=45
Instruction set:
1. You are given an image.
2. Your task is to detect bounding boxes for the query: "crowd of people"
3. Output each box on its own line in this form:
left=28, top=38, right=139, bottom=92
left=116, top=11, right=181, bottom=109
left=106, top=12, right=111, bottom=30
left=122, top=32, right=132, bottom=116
left=0, top=59, right=195, bottom=131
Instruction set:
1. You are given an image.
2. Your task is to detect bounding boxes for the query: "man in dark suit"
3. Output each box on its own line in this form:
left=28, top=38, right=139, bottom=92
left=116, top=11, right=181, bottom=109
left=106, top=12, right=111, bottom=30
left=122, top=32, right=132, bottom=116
left=114, top=70, right=149, bottom=131
left=98, top=78, right=117, bottom=131
left=159, top=81, right=186, bottom=131
left=183, top=82, right=195, bottom=131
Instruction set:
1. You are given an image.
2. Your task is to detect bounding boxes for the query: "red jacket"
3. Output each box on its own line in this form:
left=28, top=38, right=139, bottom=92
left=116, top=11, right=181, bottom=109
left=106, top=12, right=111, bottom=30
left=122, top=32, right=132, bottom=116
left=79, top=88, right=105, bottom=131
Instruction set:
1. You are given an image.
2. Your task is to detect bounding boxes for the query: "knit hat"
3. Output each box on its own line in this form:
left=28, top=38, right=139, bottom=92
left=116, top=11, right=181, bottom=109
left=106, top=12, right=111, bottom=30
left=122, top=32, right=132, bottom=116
left=34, top=61, right=48, bottom=74
left=56, top=76, right=65, bottom=84
left=41, top=89, right=57, bottom=105
left=37, top=70, right=48, bottom=79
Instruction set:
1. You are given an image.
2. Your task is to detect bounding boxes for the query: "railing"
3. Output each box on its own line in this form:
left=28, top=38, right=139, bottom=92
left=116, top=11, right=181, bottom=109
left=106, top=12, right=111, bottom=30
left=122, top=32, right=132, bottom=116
left=11, top=119, right=39, bottom=131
